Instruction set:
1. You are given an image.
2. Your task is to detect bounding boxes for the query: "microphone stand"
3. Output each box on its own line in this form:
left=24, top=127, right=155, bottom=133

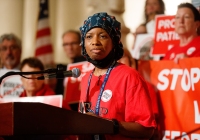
left=0, top=64, right=67, bottom=84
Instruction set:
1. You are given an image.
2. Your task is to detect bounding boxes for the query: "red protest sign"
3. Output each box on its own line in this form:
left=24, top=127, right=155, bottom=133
left=152, top=15, right=179, bottom=55
left=138, top=58, right=200, bottom=139
left=64, top=61, right=94, bottom=106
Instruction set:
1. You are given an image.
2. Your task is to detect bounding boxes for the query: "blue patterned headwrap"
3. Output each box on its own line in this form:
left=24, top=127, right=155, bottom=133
left=79, top=12, right=123, bottom=62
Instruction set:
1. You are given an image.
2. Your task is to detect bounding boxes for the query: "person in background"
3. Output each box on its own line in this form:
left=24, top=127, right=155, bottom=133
left=79, top=12, right=156, bottom=140
left=135, top=0, right=165, bottom=34
left=20, top=57, right=55, bottom=97
left=44, top=30, right=86, bottom=96
left=163, top=3, right=200, bottom=63
left=62, top=30, right=86, bottom=110
left=62, top=30, right=86, bottom=63
left=19, top=58, right=76, bottom=140
left=133, top=0, right=165, bottom=61
left=0, top=33, right=22, bottom=70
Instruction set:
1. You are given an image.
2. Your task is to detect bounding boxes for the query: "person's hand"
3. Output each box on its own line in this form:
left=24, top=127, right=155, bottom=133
left=86, top=111, right=101, bottom=118
left=86, top=111, right=96, bottom=116
left=174, top=53, right=187, bottom=63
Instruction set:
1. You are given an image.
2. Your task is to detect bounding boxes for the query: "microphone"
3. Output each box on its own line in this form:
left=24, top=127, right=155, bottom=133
left=37, top=68, right=81, bottom=80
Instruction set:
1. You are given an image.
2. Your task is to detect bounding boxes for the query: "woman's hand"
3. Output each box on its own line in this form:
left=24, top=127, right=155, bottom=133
left=86, top=112, right=97, bottom=117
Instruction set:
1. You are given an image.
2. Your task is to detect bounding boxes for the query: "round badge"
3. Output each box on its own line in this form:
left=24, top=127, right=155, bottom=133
left=101, top=90, right=112, bottom=102
left=187, top=47, right=196, bottom=55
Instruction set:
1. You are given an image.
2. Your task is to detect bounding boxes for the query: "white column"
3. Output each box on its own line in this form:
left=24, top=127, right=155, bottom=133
left=22, top=0, right=39, bottom=60
left=54, top=0, right=88, bottom=64
left=85, top=0, right=130, bottom=48
left=0, top=0, right=23, bottom=39
left=22, top=0, right=56, bottom=61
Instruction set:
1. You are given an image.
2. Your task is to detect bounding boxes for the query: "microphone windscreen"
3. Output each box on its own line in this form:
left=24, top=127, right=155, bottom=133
left=72, top=68, right=81, bottom=78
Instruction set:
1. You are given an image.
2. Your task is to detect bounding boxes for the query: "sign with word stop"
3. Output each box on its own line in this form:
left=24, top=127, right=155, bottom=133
left=138, top=58, right=200, bottom=139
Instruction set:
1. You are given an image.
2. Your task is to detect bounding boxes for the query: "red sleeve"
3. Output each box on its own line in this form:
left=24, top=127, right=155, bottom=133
left=146, top=81, right=159, bottom=118
left=35, top=84, right=55, bottom=96
left=125, top=73, right=157, bottom=128
left=19, top=91, right=27, bottom=97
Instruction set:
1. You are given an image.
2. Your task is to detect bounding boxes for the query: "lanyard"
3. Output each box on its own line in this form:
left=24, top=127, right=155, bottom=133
left=86, top=61, right=116, bottom=115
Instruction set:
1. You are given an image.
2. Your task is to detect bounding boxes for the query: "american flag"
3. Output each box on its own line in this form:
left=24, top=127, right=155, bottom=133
left=35, top=0, right=54, bottom=65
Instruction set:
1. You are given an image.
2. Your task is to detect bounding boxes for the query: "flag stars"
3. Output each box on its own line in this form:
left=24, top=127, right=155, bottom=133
left=39, top=0, right=49, bottom=18
left=40, top=0, right=46, bottom=4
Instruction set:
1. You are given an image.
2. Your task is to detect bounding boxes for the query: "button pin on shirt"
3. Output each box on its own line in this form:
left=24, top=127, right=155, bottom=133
left=187, top=47, right=196, bottom=55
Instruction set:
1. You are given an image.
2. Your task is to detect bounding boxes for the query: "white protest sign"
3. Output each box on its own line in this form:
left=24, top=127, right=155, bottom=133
left=0, top=95, right=63, bottom=108
left=0, top=69, right=24, bottom=98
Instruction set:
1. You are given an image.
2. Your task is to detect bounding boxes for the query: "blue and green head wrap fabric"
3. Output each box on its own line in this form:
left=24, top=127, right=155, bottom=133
left=79, top=12, right=124, bottom=68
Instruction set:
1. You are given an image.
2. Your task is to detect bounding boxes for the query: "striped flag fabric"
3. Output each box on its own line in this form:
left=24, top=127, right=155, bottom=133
left=35, top=0, right=54, bottom=65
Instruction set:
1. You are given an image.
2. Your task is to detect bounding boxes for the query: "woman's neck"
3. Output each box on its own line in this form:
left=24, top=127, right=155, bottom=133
left=147, top=14, right=155, bottom=22
left=93, top=67, right=108, bottom=77
left=93, top=60, right=116, bottom=76
left=26, top=90, right=35, bottom=97
left=179, top=34, right=198, bottom=46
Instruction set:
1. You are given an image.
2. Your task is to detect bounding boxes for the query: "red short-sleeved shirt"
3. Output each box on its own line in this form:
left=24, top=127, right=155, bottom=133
left=163, top=36, right=200, bottom=60
left=20, top=84, right=55, bottom=97
left=80, top=64, right=156, bottom=140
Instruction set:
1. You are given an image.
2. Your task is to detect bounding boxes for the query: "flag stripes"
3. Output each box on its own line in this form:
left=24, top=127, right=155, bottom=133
left=35, top=0, right=54, bottom=65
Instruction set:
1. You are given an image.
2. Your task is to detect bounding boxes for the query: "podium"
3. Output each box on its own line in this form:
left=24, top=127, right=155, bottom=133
left=0, top=102, right=115, bottom=139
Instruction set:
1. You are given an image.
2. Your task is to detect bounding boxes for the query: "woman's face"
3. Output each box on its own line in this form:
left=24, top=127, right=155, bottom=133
left=84, top=28, right=113, bottom=60
left=146, top=0, right=161, bottom=16
left=21, top=64, right=44, bottom=96
left=175, top=7, right=199, bottom=36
